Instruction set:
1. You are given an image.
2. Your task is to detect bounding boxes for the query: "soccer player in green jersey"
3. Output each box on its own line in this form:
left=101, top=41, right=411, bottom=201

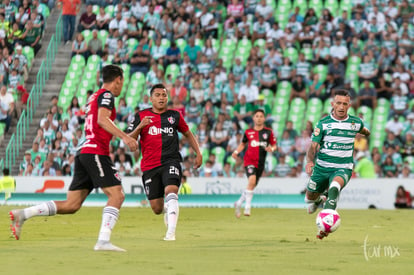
left=304, top=90, right=371, bottom=239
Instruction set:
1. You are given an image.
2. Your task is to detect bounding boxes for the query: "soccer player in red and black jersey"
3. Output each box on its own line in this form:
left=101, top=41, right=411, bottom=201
left=232, top=109, right=277, bottom=218
left=127, top=83, right=202, bottom=241
left=9, top=65, right=139, bottom=252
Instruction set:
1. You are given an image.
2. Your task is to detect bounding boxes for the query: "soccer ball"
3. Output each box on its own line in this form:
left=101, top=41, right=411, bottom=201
left=316, top=209, right=341, bottom=233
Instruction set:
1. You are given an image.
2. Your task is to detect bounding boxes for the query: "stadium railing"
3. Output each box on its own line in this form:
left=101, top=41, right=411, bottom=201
left=4, top=15, right=63, bottom=170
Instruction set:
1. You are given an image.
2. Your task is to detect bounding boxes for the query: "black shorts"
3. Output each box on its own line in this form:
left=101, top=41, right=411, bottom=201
left=245, top=165, right=264, bottom=184
left=142, top=162, right=182, bottom=200
left=69, top=154, right=122, bottom=192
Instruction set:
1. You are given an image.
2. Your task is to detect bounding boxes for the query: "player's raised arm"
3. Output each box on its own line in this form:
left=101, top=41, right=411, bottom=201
left=128, top=115, right=153, bottom=140
left=183, top=130, right=202, bottom=169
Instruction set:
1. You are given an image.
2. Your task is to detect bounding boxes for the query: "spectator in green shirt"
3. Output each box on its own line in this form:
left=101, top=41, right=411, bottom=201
left=21, top=20, right=41, bottom=54
left=354, top=151, right=376, bottom=178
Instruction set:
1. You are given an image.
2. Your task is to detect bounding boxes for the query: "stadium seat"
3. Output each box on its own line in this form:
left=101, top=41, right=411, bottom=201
left=290, top=98, right=306, bottom=114
left=277, top=0, right=292, bottom=9
left=212, top=147, right=226, bottom=165
left=357, top=106, right=373, bottom=124
left=71, top=54, right=86, bottom=67
left=195, top=38, right=205, bottom=48
left=175, top=38, right=187, bottom=56
left=307, top=98, right=323, bottom=113
left=324, top=0, right=339, bottom=16
left=313, top=65, right=328, bottom=82
left=82, top=30, right=93, bottom=43
left=127, top=38, right=139, bottom=54
left=293, top=0, right=308, bottom=15
left=104, top=5, right=114, bottom=16
left=98, top=30, right=108, bottom=48
left=283, top=47, right=298, bottom=63
left=265, top=154, right=278, bottom=172
left=92, top=5, right=99, bottom=14
left=165, top=63, right=180, bottom=81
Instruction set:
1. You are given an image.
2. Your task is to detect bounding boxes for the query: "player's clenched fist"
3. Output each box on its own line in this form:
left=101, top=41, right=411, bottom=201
left=123, top=136, right=138, bottom=152
left=305, top=161, right=314, bottom=175
left=138, top=116, right=153, bottom=129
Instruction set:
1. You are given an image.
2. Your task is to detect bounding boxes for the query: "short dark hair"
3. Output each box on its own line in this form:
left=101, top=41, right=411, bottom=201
left=150, top=83, right=167, bottom=96
left=253, top=109, right=265, bottom=116
left=102, top=65, right=123, bottom=83
left=3, top=168, right=10, bottom=176
left=334, top=89, right=350, bottom=97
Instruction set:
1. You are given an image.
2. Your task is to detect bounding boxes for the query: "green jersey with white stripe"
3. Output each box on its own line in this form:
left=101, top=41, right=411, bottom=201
left=312, top=114, right=365, bottom=171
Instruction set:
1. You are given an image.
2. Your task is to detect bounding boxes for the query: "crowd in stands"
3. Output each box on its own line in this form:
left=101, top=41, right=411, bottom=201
left=17, top=0, right=414, bottom=180
left=0, top=0, right=51, bottom=136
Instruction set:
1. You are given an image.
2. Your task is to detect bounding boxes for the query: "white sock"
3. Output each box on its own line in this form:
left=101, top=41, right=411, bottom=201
left=244, top=190, right=254, bottom=210
left=98, top=206, right=119, bottom=243
left=165, top=193, right=179, bottom=236
left=23, top=201, right=57, bottom=219
left=236, top=191, right=247, bottom=206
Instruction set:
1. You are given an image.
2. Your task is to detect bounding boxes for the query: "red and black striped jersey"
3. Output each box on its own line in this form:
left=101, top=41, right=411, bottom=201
left=242, top=127, right=277, bottom=169
left=80, top=89, right=116, bottom=156
left=127, top=108, right=189, bottom=172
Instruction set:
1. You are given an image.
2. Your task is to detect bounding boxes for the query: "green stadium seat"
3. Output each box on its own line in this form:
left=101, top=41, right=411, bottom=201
left=357, top=106, right=373, bottom=124
left=313, top=64, right=328, bottom=82
left=127, top=38, right=139, bottom=55
left=323, top=98, right=333, bottom=113
left=265, top=154, right=278, bottom=172
left=377, top=98, right=390, bottom=109
left=39, top=4, right=50, bottom=18
left=307, top=98, right=323, bottom=113
left=212, top=147, right=226, bottom=165
left=161, top=38, right=171, bottom=49
left=283, top=47, right=298, bottom=63
left=104, top=5, right=114, bottom=16
left=277, top=0, right=292, bottom=9
left=293, top=0, right=308, bottom=15
left=324, top=0, right=339, bottom=16
left=71, top=54, right=86, bottom=67
left=87, top=54, right=101, bottom=65
left=92, top=5, right=99, bottom=14
left=175, top=38, right=187, bottom=56
left=165, top=63, right=180, bottom=81
left=290, top=98, right=306, bottom=114
left=98, top=30, right=108, bottom=48
left=82, top=29, right=93, bottom=43
left=195, top=38, right=204, bottom=48
left=201, top=147, right=210, bottom=164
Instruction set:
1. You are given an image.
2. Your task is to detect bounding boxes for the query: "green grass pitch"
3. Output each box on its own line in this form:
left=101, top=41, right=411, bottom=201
left=1, top=207, right=413, bottom=274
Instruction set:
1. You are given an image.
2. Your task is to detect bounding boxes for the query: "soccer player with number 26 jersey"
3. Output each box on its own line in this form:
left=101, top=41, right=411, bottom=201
left=127, top=83, right=202, bottom=241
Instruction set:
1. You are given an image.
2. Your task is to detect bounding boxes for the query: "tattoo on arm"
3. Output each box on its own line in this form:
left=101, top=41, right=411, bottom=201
left=306, top=142, right=320, bottom=163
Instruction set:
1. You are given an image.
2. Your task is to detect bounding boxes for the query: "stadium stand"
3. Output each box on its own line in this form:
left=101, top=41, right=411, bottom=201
left=4, top=0, right=414, bottom=179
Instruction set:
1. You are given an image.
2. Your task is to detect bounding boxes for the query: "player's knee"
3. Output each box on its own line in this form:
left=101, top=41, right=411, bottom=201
left=152, top=205, right=164, bottom=215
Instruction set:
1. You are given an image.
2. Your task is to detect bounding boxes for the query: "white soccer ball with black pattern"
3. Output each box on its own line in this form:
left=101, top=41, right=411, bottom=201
left=316, top=209, right=341, bottom=233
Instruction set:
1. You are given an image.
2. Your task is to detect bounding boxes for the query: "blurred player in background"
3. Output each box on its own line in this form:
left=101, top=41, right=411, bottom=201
left=9, top=65, right=139, bottom=252
left=127, top=83, right=202, bottom=241
left=305, top=90, right=370, bottom=239
left=232, top=109, right=277, bottom=217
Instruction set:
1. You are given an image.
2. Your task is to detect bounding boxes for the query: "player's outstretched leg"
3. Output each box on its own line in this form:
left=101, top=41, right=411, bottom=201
left=306, top=195, right=327, bottom=214
left=324, top=181, right=341, bottom=210
left=94, top=206, right=126, bottom=252
left=234, top=191, right=246, bottom=218
left=9, top=201, right=57, bottom=240
left=164, top=193, right=179, bottom=241
left=244, top=190, right=254, bottom=216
